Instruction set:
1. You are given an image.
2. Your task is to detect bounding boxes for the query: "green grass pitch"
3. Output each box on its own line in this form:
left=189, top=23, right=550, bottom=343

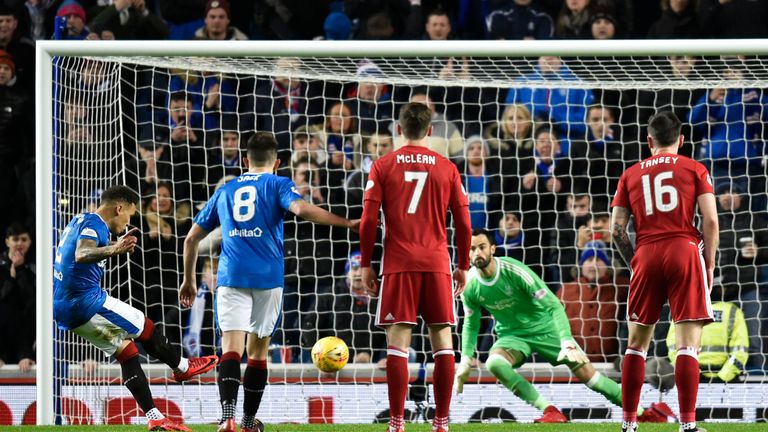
left=1, top=424, right=764, bottom=432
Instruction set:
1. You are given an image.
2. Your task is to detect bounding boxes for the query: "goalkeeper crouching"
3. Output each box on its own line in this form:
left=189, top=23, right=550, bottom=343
left=455, top=229, right=671, bottom=423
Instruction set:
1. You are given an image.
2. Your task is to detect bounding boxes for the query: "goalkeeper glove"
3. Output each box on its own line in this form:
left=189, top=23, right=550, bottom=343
left=454, top=356, right=473, bottom=394
left=557, top=339, right=589, bottom=365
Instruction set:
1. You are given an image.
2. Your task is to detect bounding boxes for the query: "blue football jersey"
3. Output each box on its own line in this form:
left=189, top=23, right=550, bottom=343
left=53, top=213, right=111, bottom=330
left=194, top=173, right=302, bottom=289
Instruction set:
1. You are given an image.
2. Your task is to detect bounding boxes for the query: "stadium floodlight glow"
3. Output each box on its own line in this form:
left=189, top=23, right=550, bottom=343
left=36, top=39, right=768, bottom=426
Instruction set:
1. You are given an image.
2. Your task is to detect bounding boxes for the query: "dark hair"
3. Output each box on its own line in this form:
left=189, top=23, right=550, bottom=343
left=399, top=102, right=432, bottom=140
left=5, top=222, right=30, bottom=239
left=101, top=185, right=139, bottom=206
left=427, top=8, right=450, bottom=20
left=246, top=131, right=278, bottom=165
left=647, top=111, right=682, bottom=147
left=169, top=91, right=189, bottom=104
left=472, top=228, right=496, bottom=247
left=534, top=124, right=558, bottom=140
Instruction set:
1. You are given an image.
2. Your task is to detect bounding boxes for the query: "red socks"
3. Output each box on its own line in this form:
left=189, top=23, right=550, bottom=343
left=621, top=346, right=647, bottom=422
left=386, top=346, right=409, bottom=423
left=675, top=347, right=700, bottom=423
left=432, top=349, right=455, bottom=421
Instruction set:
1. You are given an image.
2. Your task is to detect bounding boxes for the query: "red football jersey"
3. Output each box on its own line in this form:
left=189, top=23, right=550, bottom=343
left=363, top=145, right=469, bottom=275
left=611, top=153, right=714, bottom=247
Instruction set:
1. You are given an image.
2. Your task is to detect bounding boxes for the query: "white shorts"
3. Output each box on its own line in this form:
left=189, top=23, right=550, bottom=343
left=216, top=286, right=283, bottom=337
left=72, top=296, right=146, bottom=356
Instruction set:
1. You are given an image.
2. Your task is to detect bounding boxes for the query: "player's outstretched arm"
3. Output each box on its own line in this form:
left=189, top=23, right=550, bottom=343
left=288, top=199, right=359, bottom=231
left=610, top=206, right=634, bottom=266
left=180, top=223, right=209, bottom=308
left=74, top=228, right=138, bottom=263
left=697, top=192, right=719, bottom=289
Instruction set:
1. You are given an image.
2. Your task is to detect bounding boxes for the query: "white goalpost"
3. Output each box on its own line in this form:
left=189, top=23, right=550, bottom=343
left=33, top=40, right=768, bottom=426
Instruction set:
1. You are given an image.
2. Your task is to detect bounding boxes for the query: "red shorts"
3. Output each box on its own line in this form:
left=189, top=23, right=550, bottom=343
left=376, top=272, right=456, bottom=327
left=628, top=237, right=714, bottom=325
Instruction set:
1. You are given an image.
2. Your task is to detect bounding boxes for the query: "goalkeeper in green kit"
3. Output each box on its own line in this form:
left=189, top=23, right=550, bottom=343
left=454, top=229, right=672, bottom=423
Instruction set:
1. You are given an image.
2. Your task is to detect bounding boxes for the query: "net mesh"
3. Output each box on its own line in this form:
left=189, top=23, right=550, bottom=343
left=45, top=52, right=768, bottom=424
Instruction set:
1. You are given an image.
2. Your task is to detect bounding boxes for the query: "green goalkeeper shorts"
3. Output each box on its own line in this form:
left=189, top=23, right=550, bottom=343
left=491, top=332, right=570, bottom=368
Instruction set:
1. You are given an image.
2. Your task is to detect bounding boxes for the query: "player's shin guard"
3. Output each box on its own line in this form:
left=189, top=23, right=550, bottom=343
left=386, top=346, right=409, bottom=429
left=621, top=347, right=647, bottom=422
left=584, top=371, right=623, bottom=407
left=242, top=358, right=268, bottom=429
left=675, top=347, right=700, bottom=424
left=116, top=342, right=158, bottom=417
left=137, top=318, right=184, bottom=371
left=485, top=353, right=549, bottom=410
left=432, top=349, right=454, bottom=427
left=218, top=351, right=243, bottom=420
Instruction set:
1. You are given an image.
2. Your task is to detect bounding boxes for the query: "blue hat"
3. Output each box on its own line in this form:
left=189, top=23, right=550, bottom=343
left=345, top=251, right=362, bottom=273
left=324, top=12, right=351, bottom=41
left=579, top=240, right=611, bottom=266
left=356, top=60, right=383, bottom=78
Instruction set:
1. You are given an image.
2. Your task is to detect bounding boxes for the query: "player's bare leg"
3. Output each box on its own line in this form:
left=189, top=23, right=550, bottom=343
left=384, top=324, right=413, bottom=432
left=674, top=321, right=706, bottom=432
left=621, top=322, right=655, bottom=432
left=240, top=333, right=269, bottom=432
left=112, top=340, right=191, bottom=431
left=217, top=330, right=246, bottom=432
left=427, top=324, right=454, bottom=432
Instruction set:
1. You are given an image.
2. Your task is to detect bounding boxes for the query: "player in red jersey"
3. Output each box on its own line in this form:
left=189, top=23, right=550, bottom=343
left=611, top=112, right=719, bottom=432
left=359, top=102, right=472, bottom=432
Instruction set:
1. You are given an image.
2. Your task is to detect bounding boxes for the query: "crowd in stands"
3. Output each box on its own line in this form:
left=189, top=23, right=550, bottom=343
left=0, top=0, right=767, bottom=379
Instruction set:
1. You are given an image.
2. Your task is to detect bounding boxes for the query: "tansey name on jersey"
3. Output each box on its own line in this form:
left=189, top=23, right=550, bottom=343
left=639, top=156, right=680, bottom=169
left=396, top=154, right=436, bottom=165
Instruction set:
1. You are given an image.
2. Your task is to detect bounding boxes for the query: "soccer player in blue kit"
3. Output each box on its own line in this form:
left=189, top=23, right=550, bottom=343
left=53, top=186, right=218, bottom=431
left=180, top=132, right=359, bottom=432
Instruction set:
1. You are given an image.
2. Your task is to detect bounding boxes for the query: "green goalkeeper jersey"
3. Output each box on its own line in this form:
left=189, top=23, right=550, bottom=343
left=460, top=256, right=573, bottom=358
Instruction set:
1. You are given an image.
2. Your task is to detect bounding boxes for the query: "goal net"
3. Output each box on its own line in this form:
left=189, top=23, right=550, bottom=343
left=32, top=41, right=768, bottom=425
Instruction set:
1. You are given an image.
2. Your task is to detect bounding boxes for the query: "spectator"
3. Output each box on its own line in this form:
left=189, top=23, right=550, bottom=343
left=182, top=257, right=218, bottom=357
left=570, top=104, right=623, bottom=198
left=667, top=301, right=748, bottom=382
left=133, top=130, right=174, bottom=195
left=291, top=125, right=327, bottom=166
left=698, top=0, right=768, bottom=38
left=422, top=8, right=452, bottom=40
left=558, top=240, right=628, bottom=362
left=168, top=69, right=237, bottom=132
left=0, top=223, right=35, bottom=370
left=484, top=103, right=535, bottom=157
left=556, top=0, right=593, bottom=39
left=494, top=211, right=541, bottom=273
left=647, top=0, right=701, bottom=38
left=158, top=0, right=205, bottom=40
left=590, top=9, right=617, bottom=39
left=56, top=0, right=91, bottom=40
left=714, top=181, right=768, bottom=369
left=324, top=251, right=387, bottom=363
left=162, top=91, right=202, bottom=147
left=206, top=126, right=244, bottom=199
left=485, top=0, right=553, bottom=40
left=345, top=132, right=394, bottom=217
left=314, top=100, right=360, bottom=172
left=548, top=192, right=592, bottom=285
left=323, top=11, right=351, bottom=40
left=506, top=56, right=594, bottom=141
left=0, top=6, right=33, bottom=93
left=24, top=0, right=53, bottom=40
left=194, top=0, right=247, bottom=40
left=395, top=92, right=464, bottom=158
left=89, top=0, right=169, bottom=40
left=456, top=136, right=503, bottom=229
left=688, top=62, right=768, bottom=210
left=350, top=60, right=395, bottom=135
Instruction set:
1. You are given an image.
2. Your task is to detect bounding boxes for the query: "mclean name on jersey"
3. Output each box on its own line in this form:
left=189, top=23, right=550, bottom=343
left=639, top=156, right=680, bottom=170
left=396, top=154, right=437, bottom=165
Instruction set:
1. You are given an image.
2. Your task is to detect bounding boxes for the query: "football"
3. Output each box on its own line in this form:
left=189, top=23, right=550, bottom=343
left=311, top=336, right=349, bottom=373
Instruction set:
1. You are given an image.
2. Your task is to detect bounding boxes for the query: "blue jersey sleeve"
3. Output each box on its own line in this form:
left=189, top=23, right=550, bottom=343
left=194, top=189, right=221, bottom=232
left=79, top=217, right=109, bottom=245
left=278, top=177, right=302, bottom=211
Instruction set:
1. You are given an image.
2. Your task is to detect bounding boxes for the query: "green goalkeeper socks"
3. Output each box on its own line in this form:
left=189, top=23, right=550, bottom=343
left=486, top=354, right=550, bottom=410
left=585, top=371, right=623, bottom=407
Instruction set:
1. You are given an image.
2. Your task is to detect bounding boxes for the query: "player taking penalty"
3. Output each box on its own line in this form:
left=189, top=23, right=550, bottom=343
left=53, top=186, right=217, bottom=431
left=455, top=229, right=670, bottom=424
left=359, top=102, right=472, bottom=432
left=611, top=112, right=719, bottom=432
left=180, top=132, right=359, bottom=432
